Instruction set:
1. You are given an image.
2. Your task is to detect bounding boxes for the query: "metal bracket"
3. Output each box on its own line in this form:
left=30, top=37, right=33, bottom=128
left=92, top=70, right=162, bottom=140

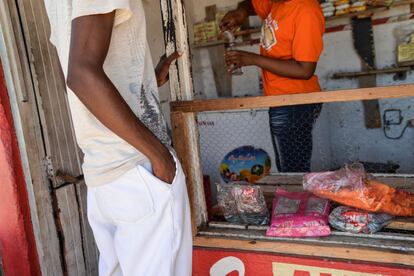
left=53, top=171, right=84, bottom=189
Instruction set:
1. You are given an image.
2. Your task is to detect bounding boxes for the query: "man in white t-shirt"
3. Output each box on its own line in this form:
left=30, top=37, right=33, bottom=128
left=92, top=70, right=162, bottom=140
left=43, top=0, right=192, bottom=275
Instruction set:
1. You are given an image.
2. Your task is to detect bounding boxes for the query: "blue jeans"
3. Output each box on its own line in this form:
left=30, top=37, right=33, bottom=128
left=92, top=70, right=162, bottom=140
left=269, top=104, right=322, bottom=172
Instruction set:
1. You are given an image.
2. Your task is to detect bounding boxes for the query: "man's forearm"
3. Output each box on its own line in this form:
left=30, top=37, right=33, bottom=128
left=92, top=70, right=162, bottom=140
left=252, top=54, right=316, bottom=79
left=67, top=11, right=175, bottom=183
left=67, top=66, right=168, bottom=161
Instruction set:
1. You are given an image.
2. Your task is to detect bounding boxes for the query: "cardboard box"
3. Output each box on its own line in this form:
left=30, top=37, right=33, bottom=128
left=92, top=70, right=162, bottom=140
left=398, top=36, right=414, bottom=65
left=193, top=21, right=218, bottom=44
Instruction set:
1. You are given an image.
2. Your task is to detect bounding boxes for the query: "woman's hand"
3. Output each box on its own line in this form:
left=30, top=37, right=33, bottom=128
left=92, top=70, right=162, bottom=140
left=220, top=9, right=248, bottom=32
left=155, top=51, right=182, bottom=87
left=225, top=50, right=257, bottom=73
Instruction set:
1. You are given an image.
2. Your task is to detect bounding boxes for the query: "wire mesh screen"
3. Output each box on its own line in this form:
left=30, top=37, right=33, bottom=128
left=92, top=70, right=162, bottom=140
left=198, top=97, right=414, bottom=190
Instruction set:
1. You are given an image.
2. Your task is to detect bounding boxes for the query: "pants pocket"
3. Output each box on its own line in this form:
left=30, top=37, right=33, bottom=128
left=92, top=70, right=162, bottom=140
left=137, top=153, right=182, bottom=191
left=94, top=168, right=155, bottom=224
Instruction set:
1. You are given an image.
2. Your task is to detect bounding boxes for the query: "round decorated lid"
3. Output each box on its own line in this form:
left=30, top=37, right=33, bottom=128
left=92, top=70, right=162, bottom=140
left=219, top=145, right=271, bottom=184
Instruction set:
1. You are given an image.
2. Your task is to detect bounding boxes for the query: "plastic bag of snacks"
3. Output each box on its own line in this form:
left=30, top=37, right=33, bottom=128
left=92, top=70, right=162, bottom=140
left=266, top=189, right=331, bottom=237
left=233, top=184, right=269, bottom=225
left=329, top=206, right=393, bottom=234
left=217, top=183, right=240, bottom=223
left=304, top=164, right=414, bottom=216
left=217, top=183, right=269, bottom=225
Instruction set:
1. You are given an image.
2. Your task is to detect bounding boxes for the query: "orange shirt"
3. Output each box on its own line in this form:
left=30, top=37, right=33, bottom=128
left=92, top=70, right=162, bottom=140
left=252, top=0, right=325, bottom=96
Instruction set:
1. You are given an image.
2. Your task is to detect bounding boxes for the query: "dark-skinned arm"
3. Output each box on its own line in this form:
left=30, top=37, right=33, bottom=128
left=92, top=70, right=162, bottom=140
left=155, top=51, right=182, bottom=87
left=225, top=50, right=316, bottom=79
left=220, top=1, right=255, bottom=32
left=66, top=12, right=175, bottom=183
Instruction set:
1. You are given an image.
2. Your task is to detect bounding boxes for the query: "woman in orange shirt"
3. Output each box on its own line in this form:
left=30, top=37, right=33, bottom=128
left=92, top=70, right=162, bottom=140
left=221, top=0, right=325, bottom=172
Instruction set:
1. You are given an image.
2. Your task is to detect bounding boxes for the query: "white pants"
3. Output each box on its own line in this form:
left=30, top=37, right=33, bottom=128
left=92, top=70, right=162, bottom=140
left=87, top=155, right=192, bottom=276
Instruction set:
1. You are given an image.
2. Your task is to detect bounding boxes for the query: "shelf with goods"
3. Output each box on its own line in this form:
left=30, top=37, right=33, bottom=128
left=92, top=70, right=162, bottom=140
left=323, top=0, right=414, bottom=21
left=191, top=0, right=414, bottom=49
left=332, top=65, right=414, bottom=78
left=192, top=28, right=261, bottom=49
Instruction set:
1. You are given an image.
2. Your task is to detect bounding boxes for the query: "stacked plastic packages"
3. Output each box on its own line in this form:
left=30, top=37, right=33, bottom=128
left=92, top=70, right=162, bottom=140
left=266, top=189, right=331, bottom=237
left=217, top=183, right=269, bottom=225
left=321, top=1, right=335, bottom=17
left=334, top=0, right=350, bottom=16
left=320, top=0, right=374, bottom=18
left=329, top=206, right=393, bottom=234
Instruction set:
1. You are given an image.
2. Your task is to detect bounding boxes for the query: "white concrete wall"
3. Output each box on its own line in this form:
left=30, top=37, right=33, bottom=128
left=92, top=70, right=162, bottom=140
left=320, top=16, right=414, bottom=173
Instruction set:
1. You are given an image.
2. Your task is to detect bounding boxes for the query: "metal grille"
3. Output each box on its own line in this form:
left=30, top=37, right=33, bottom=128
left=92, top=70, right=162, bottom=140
left=198, top=98, right=414, bottom=190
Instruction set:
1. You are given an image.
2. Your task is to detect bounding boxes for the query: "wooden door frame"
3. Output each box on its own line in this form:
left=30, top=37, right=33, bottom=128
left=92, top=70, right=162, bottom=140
left=160, top=0, right=208, bottom=232
left=0, top=1, right=63, bottom=274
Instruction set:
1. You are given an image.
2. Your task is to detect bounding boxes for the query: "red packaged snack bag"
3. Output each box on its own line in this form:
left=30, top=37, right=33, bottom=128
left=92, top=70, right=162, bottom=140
left=266, top=189, right=331, bottom=237
left=304, top=164, right=414, bottom=216
left=329, top=206, right=393, bottom=234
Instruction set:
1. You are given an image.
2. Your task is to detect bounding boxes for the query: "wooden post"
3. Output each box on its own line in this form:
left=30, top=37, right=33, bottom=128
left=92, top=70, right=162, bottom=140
left=160, top=0, right=208, bottom=234
left=160, top=0, right=193, bottom=101
left=171, top=111, right=208, bottom=235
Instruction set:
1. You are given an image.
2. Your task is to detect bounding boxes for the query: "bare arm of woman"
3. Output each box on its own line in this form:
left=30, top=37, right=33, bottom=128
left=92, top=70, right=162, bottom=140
left=220, top=1, right=255, bottom=32
left=225, top=50, right=317, bottom=79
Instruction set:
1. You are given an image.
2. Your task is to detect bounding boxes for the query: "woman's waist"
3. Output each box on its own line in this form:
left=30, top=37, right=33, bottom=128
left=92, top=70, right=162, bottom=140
left=262, top=74, right=321, bottom=95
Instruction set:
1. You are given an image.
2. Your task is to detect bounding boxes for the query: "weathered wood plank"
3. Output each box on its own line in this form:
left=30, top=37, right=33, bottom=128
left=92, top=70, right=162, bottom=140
left=332, top=66, right=413, bottom=79
left=171, top=111, right=208, bottom=235
left=194, top=235, right=414, bottom=266
left=257, top=173, right=414, bottom=192
left=199, top=227, right=414, bottom=252
left=387, top=218, right=414, bottom=231
left=256, top=174, right=304, bottom=185
left=0, top=0, right=63, bottom=274
left=208, top=221, right=414, bottom=239
left=160, top=0, right=193, bottom=101
left=75, top=182, right=99, bottom=276
left=55, top=185, right=86, bottom=276
left=16, top=0, right=83, bottom=187
left=171, top=85, right=414, bottom=113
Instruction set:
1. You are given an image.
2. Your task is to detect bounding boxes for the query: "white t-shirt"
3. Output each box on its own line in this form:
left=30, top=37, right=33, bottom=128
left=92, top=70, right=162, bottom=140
left=43, top=0, right=170, bottom=186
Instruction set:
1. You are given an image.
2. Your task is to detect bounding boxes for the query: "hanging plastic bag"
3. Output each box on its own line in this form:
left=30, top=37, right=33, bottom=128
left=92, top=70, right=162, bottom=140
left=329, top=206, right=393, bottom=234
left=304, top=163, right=414, bottom=216
left=266, top=189, right=331, bottom=237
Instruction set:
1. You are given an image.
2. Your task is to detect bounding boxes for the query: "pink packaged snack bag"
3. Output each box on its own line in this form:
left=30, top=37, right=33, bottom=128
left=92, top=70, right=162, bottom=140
left=266, top=189, right=331, bottom=237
